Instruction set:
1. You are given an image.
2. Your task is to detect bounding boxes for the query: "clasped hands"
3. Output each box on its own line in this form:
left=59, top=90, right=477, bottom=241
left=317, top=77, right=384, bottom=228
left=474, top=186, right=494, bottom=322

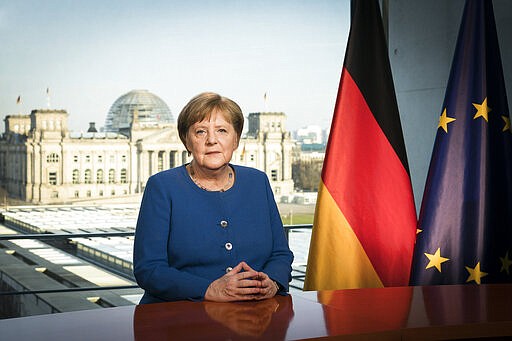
left=204, top=261, right=279, bottom=302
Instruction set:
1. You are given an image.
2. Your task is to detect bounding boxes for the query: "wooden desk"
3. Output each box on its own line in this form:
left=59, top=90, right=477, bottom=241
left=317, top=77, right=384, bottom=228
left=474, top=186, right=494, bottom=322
left=1, top=284, right=512, bottom=340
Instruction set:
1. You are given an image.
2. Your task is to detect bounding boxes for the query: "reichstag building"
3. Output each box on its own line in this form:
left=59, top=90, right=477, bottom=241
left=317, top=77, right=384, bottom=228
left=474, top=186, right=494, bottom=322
left=0, top=90, right=295, bottom=204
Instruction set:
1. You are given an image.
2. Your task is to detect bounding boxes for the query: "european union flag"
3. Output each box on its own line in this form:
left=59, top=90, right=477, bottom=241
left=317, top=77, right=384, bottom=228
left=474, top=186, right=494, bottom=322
left=411, top=0, right=512, bottom=286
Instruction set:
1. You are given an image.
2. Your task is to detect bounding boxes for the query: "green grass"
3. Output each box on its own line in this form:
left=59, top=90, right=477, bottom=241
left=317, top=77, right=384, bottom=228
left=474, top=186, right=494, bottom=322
left=280, top=213, right=314, bottom=225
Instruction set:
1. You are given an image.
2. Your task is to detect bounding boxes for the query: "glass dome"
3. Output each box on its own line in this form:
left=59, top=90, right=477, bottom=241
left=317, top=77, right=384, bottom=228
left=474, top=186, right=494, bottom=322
left=104, top=90, right=174, bottom=132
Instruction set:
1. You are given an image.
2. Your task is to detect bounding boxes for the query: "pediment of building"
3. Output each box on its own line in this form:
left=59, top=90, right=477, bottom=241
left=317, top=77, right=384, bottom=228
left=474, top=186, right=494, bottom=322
left=138, top=127, right=180, bottom=144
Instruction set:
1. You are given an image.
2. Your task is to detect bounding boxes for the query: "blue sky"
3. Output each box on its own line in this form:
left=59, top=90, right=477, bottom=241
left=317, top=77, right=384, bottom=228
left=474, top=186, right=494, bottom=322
left=0, top=0, right=350, bottom=133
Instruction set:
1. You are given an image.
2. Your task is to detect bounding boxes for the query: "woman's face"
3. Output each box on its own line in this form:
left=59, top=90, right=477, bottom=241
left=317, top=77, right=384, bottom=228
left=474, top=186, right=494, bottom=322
left=186, top=110, right=239, bottom=171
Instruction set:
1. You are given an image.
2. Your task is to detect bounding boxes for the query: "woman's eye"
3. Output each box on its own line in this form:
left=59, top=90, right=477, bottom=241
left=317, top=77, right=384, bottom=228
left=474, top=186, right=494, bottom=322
left=218, top=128, right=227, bottom=133
left=195, top=130, right=206, bottom=136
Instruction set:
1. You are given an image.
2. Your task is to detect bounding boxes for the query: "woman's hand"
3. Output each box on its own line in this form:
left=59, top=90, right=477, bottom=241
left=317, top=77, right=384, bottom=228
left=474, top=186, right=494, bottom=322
left=204, top=262, right=262, bottom=302
left=253, top=271, right=279, bottom=300
left=204, top=262, right=279, bottom=302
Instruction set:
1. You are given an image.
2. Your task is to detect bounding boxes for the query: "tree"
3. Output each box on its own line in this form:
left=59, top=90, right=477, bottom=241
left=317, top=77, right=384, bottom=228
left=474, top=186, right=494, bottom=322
left=292, top=159, right=323, bottom=191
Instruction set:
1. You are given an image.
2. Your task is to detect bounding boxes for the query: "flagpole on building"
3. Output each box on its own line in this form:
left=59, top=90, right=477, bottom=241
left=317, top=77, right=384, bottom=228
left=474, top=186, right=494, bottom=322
left=16, top=95, right=21, bottom=115
left=46, top=87, right=51, bottom=108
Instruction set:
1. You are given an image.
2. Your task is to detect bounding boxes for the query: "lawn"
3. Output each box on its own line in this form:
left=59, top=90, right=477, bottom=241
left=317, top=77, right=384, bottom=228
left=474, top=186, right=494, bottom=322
left=281, top=213, right=314, bottom=225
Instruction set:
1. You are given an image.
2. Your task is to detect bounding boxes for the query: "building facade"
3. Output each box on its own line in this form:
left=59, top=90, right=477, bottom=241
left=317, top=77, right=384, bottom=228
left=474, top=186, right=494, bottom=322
left=0, top=90, right=295, bottom=204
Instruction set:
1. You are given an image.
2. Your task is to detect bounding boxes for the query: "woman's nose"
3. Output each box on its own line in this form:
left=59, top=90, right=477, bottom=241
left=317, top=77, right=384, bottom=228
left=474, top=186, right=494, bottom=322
left=206, top=132, right=217, bottom=144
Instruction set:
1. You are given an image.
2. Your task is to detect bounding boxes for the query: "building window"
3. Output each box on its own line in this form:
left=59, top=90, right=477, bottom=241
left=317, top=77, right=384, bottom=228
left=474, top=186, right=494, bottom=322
left=74, top=191, right=79, bottom=198
left=109, top=155, right=115, bottom=163
left=51, top=191, right=59, bottom=198
left=49, top=171, right=57, bottom=185
left=73, top=155, right=79, bottom=163
left=158, top=151, right=164, bottom=172
left=99, top=190, right=104, bottom=196
left=84, top=169, right=92, bottom=184
left=169, top=151, right=176, bottom=168
left=250, top=154, right=255, bottom=161
left=111, top=189, right=115, bottom=196
left=86, top=190, right=91, bottom=197
left=47, top=153, right=59, bottom=163
left=98, top=155, right=103, bottom=163
left=0, top=153, right=4, bottom=177
left=121, top=155, right=127, bottom=163
left=108, top=169, right=115, bottom=184
left=72, top=169, right=80, bottom=184
left=271, top=169, right=278, bottom=181
left=85, top=155, right=91, bottom=163
left=120, top=169, right=127, bottom=183
left=97, top=169, right=104, bottom=184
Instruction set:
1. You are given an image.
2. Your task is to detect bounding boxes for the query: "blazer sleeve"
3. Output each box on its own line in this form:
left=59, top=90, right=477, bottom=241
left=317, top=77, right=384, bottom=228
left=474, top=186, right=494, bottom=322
left=260, top=175, right=294, bottom=294
left=133, top=174, right=211, bottom=301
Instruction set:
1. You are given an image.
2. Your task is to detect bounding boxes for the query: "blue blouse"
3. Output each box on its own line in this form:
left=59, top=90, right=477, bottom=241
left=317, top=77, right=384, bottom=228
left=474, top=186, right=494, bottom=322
left=133, top=164, right=294, bottom=303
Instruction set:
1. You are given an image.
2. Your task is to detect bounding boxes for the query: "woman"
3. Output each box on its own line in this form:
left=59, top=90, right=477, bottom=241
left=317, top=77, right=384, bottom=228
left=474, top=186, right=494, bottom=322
left=133, top=92, right=294, bottom=303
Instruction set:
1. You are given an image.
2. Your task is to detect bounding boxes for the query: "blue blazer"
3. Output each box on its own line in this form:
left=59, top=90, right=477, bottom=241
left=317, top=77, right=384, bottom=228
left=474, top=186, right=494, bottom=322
left=133, top=164, right=294, bottom=303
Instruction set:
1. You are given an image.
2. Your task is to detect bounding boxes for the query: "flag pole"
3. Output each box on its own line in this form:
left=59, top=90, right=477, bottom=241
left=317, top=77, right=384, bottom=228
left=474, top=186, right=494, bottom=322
left=46, top=87, right=51, bottom=108
left=16, top=95, right=21, bottom=115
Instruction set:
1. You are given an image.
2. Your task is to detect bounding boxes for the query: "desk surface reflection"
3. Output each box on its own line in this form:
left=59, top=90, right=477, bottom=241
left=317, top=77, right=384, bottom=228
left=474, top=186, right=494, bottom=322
left=1, top=284, right=512, bottom=340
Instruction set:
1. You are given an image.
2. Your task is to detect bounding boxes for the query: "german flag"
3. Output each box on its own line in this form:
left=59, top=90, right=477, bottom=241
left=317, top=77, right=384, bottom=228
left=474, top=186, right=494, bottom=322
left=304, top=0, right=417, bottom=290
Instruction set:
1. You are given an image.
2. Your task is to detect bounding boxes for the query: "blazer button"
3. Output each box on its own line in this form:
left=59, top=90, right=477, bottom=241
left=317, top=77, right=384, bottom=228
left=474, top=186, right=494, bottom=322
left=220, top=220, right=228, bottom=228
left=225, top=242, right=233, bottom=251
left=225, top=267, right=233, bottom=273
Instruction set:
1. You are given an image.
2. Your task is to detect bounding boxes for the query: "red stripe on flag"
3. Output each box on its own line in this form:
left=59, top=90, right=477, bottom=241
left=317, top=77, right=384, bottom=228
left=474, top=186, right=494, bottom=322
left=322, top=69, right=416, bottom=286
